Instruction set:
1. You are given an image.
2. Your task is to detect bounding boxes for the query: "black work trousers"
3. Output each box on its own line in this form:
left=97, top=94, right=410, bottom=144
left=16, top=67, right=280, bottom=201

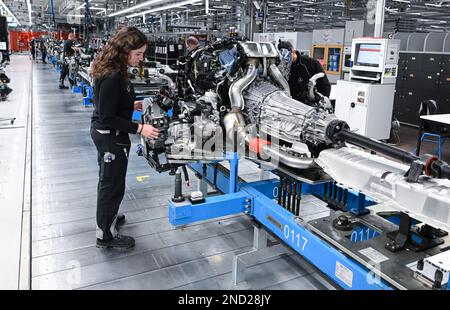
left=90, top=128, right=131, bottom=240
left=59, top=63, right=68, bottom=83
left=41, top=50, right=47, bottom=63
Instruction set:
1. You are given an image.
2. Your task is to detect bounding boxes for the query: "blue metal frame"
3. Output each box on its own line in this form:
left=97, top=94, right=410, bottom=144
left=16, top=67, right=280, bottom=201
left=50, top=55, right=57, bottom=66
left=83, top=85, right=94, bottom=107
left=167, top=156, right=394, bottom=289
left=248, top=187, right=391, bottom=290
left=188, top=153, right=240, bottom=195
left=72, top=85, right=83, bottom=94
left=169, top=191, right=249, bottom=226
left=419, top=132, right=448, bottom=160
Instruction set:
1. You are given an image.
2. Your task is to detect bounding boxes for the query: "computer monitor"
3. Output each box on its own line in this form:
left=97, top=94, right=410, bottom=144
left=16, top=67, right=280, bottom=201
left=350, top=38, right=400, bottom=84
left=354, top=43, right=382, bottom=68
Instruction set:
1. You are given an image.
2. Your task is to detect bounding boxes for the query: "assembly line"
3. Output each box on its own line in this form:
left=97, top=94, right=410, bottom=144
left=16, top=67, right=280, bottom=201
left=0, top=0, right=449, bottom=294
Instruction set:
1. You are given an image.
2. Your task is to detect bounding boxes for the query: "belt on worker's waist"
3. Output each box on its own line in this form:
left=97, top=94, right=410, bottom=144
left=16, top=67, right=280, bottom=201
left=95, top=129, right=121, bottom=136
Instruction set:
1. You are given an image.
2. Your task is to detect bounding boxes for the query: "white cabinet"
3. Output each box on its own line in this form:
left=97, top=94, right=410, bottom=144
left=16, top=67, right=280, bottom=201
left=335, top=80, right=395, bottom=140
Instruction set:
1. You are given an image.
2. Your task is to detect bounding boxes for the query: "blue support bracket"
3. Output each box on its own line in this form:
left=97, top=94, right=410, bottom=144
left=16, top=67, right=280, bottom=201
left=83, top=98, right=92, bottom=107
left=188, top=152, right=240, bottom=194
left=168, top=191, right=250, bottom=226
left=242, top=179, right=279, bottom=200
left=350, top=192, right=371, bottom=216
left=72, top=85, right=82, bottom=94
left=250, top=191, right=392, bottom=290
left=82, top=85, right=94, bottom=107
left=189, top=161, right=233, bottom=194
left=225, top=152, right=239, bottom=193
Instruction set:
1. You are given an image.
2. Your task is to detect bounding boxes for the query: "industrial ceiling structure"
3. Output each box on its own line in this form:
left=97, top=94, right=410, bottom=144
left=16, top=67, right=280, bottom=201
left=3, top=0, right=450, bottom=33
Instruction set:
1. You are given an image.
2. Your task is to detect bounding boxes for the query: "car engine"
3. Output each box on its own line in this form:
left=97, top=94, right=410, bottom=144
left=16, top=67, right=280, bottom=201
left=139, top=40, right=348, bottom=173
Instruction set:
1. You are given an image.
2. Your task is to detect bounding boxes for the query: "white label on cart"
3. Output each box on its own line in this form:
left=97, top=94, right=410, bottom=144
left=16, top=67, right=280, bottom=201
left=335, top=261, right=353, bottom=288
left=359, top=247, right=389, bottom=264
left=356, top=88, right=366, bottom=105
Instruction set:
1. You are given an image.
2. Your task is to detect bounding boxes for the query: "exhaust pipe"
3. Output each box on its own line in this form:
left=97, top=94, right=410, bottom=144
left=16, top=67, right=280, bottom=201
left=224, top=61, right=259, bottom=146
left=268, top=63, right=291, bottom=96
left=223, top=109, right=249, bottom=144
left=228, top=61, right=258, bottom=110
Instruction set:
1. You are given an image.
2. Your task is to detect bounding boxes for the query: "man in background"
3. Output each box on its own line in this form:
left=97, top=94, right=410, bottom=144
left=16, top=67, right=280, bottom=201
left=59, top=33, right=76, bottom=89
left=39, top=39, right=47, bottom=64
left=183, top=36, right=200, bottom=83
left=186, top=36, right=200, bottom=53
left=278, top=40, right=331, bottom=104
left=30, top=38, right=36, bottom=61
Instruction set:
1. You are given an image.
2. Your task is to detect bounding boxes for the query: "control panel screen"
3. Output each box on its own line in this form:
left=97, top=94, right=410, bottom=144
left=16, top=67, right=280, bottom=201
left=355, top=43, right=382, bottom=67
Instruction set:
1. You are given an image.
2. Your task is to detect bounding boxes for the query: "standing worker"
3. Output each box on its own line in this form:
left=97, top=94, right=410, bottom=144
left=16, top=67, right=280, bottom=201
left=186, top=36, right=200, bottom=53
left=278, top=41, right=331, bottom=104
left=58, top=33, right=76, bottom=89
left=18, top=38, right=24, bottom=53
left=39, top=40, right=47, bottom=64
left=90, top=28, right=160, bottom=249
left=30, top=38, right=36, bottom=61
left=179, top=36, right=201, bottom=95
left=1, top=35, right=10, bottom=65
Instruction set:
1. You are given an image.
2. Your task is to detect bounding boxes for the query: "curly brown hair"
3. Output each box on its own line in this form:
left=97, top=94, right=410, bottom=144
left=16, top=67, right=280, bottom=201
left=92, top=27, right=147, bottom=82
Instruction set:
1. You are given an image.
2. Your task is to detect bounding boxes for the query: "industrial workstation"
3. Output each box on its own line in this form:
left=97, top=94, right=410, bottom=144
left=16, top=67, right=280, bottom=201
left=1, top=0, right=450, bottom=294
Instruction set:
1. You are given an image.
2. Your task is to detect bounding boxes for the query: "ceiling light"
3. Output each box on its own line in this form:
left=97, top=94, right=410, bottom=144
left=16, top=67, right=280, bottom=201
left=125, top=0, right=202, bottom=18
left=108, top=0, right=166, bottom=17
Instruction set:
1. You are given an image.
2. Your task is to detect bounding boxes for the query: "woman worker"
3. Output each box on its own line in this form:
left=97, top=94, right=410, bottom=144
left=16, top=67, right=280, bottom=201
left=90, top=28, right=159, bottom=249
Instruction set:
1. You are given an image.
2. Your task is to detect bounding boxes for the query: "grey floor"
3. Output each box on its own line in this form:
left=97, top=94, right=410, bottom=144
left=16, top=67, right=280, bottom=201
left=2, top=55, right=448, bottom=290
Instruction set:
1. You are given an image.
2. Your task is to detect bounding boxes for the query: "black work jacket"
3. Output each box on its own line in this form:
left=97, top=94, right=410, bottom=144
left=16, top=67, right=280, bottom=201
left=288, top=51, right=331, bottom=103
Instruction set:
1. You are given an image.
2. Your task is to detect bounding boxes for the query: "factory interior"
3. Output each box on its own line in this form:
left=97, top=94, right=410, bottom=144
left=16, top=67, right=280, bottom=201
left=1, top=0, right=450, bottom=298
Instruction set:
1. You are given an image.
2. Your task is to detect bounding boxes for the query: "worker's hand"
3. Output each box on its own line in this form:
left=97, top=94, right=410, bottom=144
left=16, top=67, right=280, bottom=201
left=134, top=100, right=143, bottom=111
left=141, top=124, right=159, bottom=139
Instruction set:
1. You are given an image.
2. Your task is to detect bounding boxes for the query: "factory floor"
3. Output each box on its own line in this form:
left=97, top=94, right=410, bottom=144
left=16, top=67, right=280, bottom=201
left=0, top=54, right=448, bottom=290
